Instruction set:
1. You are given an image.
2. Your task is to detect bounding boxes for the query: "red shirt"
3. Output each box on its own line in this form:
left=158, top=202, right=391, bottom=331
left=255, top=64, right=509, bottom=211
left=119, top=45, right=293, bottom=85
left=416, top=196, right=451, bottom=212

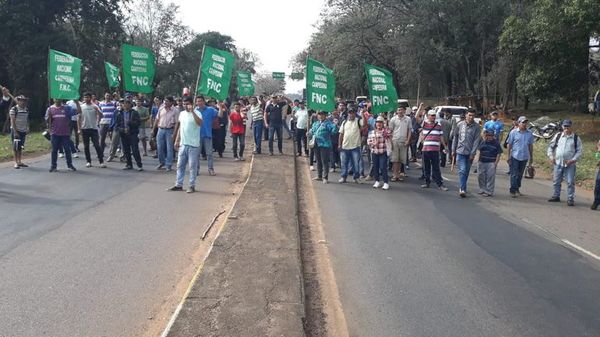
left=229, top=111, right=246, bottom=135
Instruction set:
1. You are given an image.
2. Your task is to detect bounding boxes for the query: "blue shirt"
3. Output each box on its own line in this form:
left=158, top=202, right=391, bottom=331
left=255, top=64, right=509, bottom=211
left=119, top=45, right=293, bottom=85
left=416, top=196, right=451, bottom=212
left=483, top=120, right=504, bottom=140
left=507, top=128, right=534, bottom=161
left=309, top=120, right=337, bottom=148
left=196, top=106, right=218, bottom=138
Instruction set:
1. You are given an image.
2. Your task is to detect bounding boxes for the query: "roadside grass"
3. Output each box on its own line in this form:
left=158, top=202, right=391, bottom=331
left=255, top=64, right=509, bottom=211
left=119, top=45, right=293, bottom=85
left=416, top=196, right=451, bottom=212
left=0, top=132, right=50, bottom=162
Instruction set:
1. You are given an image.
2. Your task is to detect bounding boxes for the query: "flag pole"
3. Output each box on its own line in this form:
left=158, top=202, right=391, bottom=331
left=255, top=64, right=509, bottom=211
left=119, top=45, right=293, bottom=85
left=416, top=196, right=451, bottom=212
left=193, top=44, right=206, bottom=101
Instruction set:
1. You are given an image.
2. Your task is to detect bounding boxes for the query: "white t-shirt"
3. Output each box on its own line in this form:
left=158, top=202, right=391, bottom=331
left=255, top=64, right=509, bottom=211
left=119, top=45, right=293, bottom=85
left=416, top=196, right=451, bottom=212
left=178, top=109, right=202, bottom=147
left=294, top=108, right=308, bottom=129
left=340, top=118, right=362, bottom=149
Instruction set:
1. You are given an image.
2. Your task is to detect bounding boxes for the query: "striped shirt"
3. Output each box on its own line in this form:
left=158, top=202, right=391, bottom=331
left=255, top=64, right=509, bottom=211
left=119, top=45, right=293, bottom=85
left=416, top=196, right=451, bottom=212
left=9, top=106, right=29, bottom=132
left=99, top=101, right=117, bottom=125
left=421, top=121, right=443, bottom=152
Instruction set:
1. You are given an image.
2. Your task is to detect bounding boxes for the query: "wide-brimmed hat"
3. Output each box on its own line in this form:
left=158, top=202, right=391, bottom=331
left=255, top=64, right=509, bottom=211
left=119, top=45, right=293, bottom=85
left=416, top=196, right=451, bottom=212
left=376, top=116, right=385, bottom=122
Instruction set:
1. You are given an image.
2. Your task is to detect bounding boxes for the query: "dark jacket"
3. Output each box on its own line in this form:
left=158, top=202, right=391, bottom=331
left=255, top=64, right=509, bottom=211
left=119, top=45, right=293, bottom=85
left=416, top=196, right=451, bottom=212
left=111, top=108, right=141, bottom=134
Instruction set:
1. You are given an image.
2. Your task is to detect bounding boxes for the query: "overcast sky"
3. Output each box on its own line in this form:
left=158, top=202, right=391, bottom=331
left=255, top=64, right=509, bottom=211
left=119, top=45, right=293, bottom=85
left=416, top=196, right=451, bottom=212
left=178, top=0, right=326, bottom=94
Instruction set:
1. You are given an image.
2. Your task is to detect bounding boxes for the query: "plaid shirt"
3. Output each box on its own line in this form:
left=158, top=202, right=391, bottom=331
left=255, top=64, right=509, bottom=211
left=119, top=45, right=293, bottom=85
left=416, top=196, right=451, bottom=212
left=368, top=128, right=390, bottom=154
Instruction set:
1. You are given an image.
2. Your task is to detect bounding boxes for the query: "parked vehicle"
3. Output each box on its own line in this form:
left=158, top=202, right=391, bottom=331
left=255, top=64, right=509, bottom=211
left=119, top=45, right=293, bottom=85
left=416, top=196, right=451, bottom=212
left=528, top=116, right=563, bottom=141
left=397, top=99, right=410, bottom=109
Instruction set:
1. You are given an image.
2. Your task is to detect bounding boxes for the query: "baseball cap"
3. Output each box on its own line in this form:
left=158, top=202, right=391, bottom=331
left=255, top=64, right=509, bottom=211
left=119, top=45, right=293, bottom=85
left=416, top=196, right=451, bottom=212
left=562, top=119, right=573, bottom=127
left=15, top=95, right=28, bottom=100
left=376, top=116, right=384, bottom=122
left=484, top=129, right=494, bottom=135
left=517, top=116, right=528, bottom=123
left=427, top=110, right=437, bottom=116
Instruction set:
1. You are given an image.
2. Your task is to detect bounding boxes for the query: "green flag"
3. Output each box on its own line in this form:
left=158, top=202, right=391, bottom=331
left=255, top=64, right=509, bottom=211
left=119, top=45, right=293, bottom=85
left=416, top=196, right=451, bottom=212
left=272, top=72, right=286, bottom=80
left=48, top=49, right=82, bottom=100
left=197, top=46, right=234, bottom=101
left=364, top=64, right=398, bottom=114
left=306, top=58, right=335, bottom=112
left=122, top=44, right=155, bottom=93
left=237, top=71, right=255, bottom=96
left=104, top=62, right=120, bottom=88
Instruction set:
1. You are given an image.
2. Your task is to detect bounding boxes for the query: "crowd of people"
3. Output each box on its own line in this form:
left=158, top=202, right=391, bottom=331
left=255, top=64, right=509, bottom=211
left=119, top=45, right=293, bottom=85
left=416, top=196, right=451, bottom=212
left=1, top=85, right=600, bottom=209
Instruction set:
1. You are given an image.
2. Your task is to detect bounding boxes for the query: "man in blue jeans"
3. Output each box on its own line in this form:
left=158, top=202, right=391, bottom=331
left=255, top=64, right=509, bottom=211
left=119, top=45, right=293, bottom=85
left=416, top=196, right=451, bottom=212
left=506, top=116, right=534, bottom=198
left=338, top=109, right=366, bottom=183
left=451, top=108, right=481, bottom=197
left=546, top=119, right=583, bottom=206
left=248, top=96, right=264, bottom=154
left=152, top=96, right=179, bottom=171
left=168, top=97, right=202, bottom=193
left=195, top=95, right=224, bottom=176
left=264, top=95, right=292, bottom=155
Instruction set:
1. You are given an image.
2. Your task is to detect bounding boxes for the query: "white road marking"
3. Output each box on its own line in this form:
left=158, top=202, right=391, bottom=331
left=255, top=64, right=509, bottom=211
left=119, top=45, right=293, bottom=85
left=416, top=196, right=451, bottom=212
left=562, top=240, right=600, bottom=261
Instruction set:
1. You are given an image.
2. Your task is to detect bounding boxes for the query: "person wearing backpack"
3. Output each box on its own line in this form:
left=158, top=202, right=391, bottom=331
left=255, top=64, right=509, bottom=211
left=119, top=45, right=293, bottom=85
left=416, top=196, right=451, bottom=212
left=546, top=119, right=583, bottom=206
left=338, top=109, right=366, bottom=183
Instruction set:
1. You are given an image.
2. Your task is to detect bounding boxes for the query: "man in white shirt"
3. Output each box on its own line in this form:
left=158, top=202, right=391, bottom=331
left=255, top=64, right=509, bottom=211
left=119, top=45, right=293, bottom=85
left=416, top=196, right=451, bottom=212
left=388, top=106, right=412, bottom=181
left=294, top=101, right=309, bottom=156
left=338, top=109, right=366, bottom=183
left=78, top=92, right=106, bottom=168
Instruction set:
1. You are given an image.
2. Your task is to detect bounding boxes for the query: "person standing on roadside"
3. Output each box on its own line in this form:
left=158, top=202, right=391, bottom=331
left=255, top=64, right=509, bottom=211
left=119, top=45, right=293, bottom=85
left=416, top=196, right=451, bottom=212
left=368, top=116, right=391, bottom=190
left=452, top=108, right=481, bottom=197
left=153, top=96, right=179, bottom=171
left=229, top=102, right=247, bottom=161
left=338, top=109, right=366, bottom=183
left=135, top=97, right=151, bottom=157
left=264, top=95, right=291, bottom=155
left=46, top=99, right=79, bottom=172
left=506, top=116, right=534, bottom=198
left=195, top=96, right=225, bottom=176
left=98, top=93, right=116, bottom=153
left=294, top=101, right=309, bottom=156
left=113, top=99, right=143, bottom=171
left=388, top=106, right=412, bottom=181
left=78, top=92, right=106, bottom=168
left=9, top=95, right=29, bottom=169
left=591, top=140, right=600, bottom=210
left=308, top=111, right=337, bottom=184
left=168, top=96, right=203, bottom=193
left=546, top=119, right=583, bottom=206
left=419, top=110, right=449, bottom=191
left=248, top=96, right=264, bottom=154
left=477, top=130, right=502, bottom=196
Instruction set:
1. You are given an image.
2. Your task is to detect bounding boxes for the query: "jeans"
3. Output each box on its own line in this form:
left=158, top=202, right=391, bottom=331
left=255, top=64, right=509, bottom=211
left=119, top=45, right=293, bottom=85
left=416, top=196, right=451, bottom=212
left=213, top=126, right=226, bottom=155
left=253, top=122, right=264, bottom=153
left=440, top=143, right=447, bottom=167
left=199, top=137, right=214, bottom=171
left=82, top=129, right=104, bottom=164
left=423, top=151, right=443, bottom=186
left=283, top=119, right=293, bottom=138
left=478, top=162, right=497, bottom=195
left=70, top=120, right=79, bottom=150
left=176, top=145, right=200, bottom=188
left=315, top=146, right=331, bottom=179
left=120, top=132, right=142, bottom=168
left=509, top=158, right=528, bottom=193
left=51, top=135, right=73, bottom=168
left=99, top=124, right=111, bottom=152
left=296, top=128, right=308, bottom=155
left=108, top=130, right=121, bottom=157
left=269, top=124, right=283, bottom=153
left=157, top=128, right=174, bottom=168
left=594, top=169, right=600, bottom=203
left=232, top=133, right=245, bottom=158
left=372, top=153, right=389, bottom=183
left=552, top=163, right=576, bottom=201
left=456, top=154, right=473, bottom=191
left=340, top=147, right=361, bottom=180
left=330, top=142, right=340, bottom=169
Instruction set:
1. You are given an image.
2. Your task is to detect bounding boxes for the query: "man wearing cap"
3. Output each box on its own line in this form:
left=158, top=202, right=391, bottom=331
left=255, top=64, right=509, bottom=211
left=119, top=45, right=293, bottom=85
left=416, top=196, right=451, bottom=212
left=477, top=129, right=503, bottom=196
left=452, top=108, right=481, bottom=197
left=9, top=95, right=30, bottom=169
left=78, top=92, right=106, bottom=168
left=388, top=106, right=412, bottom=181
left=153, top=96, right=179, bottom=171
left=113, top=99, right=143, bottom=171
left=546, top=119, right=583, bottom=206
left=484, top=110, right=504, bottom=142
left=419, top=109, right=449, bottom=191
left=506, top=116, right=535, bottom=197
left=294, top=101, right=309, bottom=156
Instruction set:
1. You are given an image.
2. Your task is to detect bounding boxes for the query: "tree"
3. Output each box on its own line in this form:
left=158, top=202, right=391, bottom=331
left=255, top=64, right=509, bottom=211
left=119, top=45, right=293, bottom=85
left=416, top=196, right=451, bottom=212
left=254, top=73, right=285, bottom=96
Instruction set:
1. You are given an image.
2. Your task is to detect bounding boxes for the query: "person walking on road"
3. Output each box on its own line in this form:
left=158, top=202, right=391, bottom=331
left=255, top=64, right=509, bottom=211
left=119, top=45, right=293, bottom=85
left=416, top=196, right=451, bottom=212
left=168, top=96, right=203, bottom=193
left=308, top=111, right=337, bottom=184
left=419, top=110, right=449, bottom=191
left=368, top=116, right=391, bottom=190
left=506, top=116, right=535, bottom=198
left=195, top=96, right=225, bottom=176
left=248, top=96, right=264, bottom=154
left=338, top=109, right=365, bottom=184
left=113, top=99, right=143, bottom=171
left=46, top=99, right=80, bottom=172
left=265, top=95, right=291, bottom=155
left=294, top=101, right=309, bottom=156
left=592, top=140, right=600, bottom=210
left=388, top=106, right=412, bottom=181
left=229, top=102, right=247, bottom=161
left=477, top=129, right=502, bottom=196
left=484, top=111, right=504, bottom=142
left=78, top=92, right=106, bottom=168
left=452, top=108, right=481, bottom=197
left=98, top=93, right=116, bottom=153
left=134, top=97, right=151, bottom=157
left=153, top=96, right=179, bottom=171
left=9, top=95, right=30, bottom=169
left=546, top=119, right=583, bottom=206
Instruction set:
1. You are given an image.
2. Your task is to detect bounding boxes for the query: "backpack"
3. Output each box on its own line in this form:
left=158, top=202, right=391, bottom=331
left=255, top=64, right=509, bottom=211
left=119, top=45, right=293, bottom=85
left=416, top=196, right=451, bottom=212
left=551, top=132, right=578, bottom=154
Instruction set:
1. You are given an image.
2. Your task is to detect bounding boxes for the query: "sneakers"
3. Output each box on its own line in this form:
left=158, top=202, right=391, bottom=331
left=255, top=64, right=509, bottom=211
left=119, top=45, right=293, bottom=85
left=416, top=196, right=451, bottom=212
left=329, top=168, right=335, bottom=173
left=510, top=192, right=518, bottom=198
left=591, top=202, right=599, bottom=210
left=18, top=163, right=28, bottom=168
left=208, top=169, right=216, bottom=176
left=186, top=186, right=196, bottom=193
left=107, top=155, right=114, bottom=162
left=72, top=153, right=79, bottom=158
left=567, top=200, right=574, bottom=206
left=382, top=183, right=389, bottom=190
left=234, top=157, right=240, bottom=161
left=269, top=152, right=274, bottom=156
left=420, top=183, right=430, bottom=188
left=100, top=163, right=107, bottom=168
left=59, top=153, right=65, bottom=158
left=49, top=167, right=57, bottom=172
left=312, top=177, right=322, bottom=181
left=373, top=181, right=381, bottom=188
left=67, top=166, right=77, bottom=171
left=156, top=164, right=166, bottom=170
left=338, top=178, right=346, bottom=183
left=166, top=167, right=172, bottom=172
left=548, top=197, right=560, bottom=202
left=123, top=166, right=133, bottom=170
left=439, top=185, right=449, bottom=191
left=365, top=176, right=373, bottom=181
left=310, top=165, right=315, bottom=171
left=239, top=157, right=245, bottom=161
left=516, top=191, right=523, bottom=197
left=323, top=179, right=328, bottom=184
left=86, top=162, right=92, bottom=168
left=459, top=190, right=466, bottom=198
left=137, top=167, right=144, bottom=171
left=353, top=178, right=362, bottom=184
left=167, top=185, right=183, bottom=191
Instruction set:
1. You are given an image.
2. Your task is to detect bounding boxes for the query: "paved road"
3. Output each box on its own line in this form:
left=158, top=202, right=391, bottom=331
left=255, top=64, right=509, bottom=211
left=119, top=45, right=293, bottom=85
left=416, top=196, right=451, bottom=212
left=0, top=147, right=248, bottom=337
left=309, top=160, right=600, bottom=337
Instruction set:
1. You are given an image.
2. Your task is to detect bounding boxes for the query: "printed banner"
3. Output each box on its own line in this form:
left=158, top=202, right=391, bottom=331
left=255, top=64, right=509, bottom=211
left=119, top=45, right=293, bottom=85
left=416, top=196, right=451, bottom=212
left=272, top=72, right=286, bottom=80
left=237, top=71, right=255, bottom=96
left=306, top=58, right=335, bottom=112
left=364, top=63, right=398, bottom=114
left=48, top=49, right=82, bottom=100
left=104, top=61, right=120, bottom=88
left=122, top=44, right=155, bottom=93
left=197, top=46, right=234, bottom=101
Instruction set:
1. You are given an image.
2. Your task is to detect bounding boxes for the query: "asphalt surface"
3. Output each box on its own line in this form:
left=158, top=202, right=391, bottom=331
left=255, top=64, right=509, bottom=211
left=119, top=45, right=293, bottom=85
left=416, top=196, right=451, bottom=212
left=0, top=146, right=248, bottom=337
left=309, top=159, right=600, bottom=337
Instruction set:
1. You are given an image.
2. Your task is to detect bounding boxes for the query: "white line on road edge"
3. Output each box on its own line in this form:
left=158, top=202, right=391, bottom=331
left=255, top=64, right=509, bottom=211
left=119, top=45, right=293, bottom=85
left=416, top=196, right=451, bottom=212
left=159, top=154, right=256, bottom=337
left=562, top=240, right=600, bottom=262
